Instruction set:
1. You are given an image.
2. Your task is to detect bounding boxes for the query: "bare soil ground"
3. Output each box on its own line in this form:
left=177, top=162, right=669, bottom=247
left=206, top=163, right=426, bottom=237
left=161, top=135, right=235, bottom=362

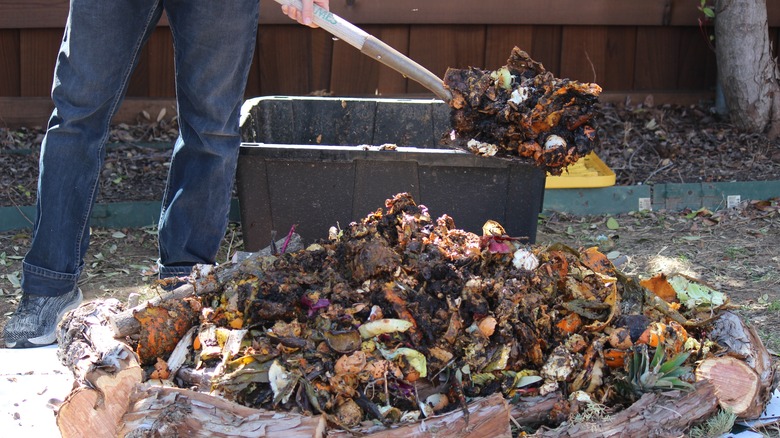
left=1, top=99, right=779, bottom=353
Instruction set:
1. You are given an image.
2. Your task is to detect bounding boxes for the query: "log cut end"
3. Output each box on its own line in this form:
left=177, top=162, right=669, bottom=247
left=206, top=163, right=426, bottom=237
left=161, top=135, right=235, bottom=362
left=696, top=356, right=763, bottom=418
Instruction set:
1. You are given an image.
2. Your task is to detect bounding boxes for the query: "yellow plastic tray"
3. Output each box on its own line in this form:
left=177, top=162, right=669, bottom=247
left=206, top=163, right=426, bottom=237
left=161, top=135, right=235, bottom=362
left=545, top=152, right=616, bottom=189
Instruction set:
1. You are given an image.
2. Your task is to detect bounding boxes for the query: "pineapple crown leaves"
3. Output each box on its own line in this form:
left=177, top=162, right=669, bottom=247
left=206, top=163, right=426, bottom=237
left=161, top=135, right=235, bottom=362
left=625, top=344, right=694, bottom=395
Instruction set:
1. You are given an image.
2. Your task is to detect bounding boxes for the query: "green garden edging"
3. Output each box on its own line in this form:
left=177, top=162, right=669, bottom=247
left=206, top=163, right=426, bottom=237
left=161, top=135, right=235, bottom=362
left=544, top=180, right=780, bottom=216
left=1, top=200, right=243, bottom=232
left=1, top=181, right=778, bottom=232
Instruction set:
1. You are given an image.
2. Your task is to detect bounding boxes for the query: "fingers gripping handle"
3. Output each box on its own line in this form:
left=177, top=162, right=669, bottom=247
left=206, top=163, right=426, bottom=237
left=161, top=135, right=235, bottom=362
left=274, top=0, right=452, bottom=102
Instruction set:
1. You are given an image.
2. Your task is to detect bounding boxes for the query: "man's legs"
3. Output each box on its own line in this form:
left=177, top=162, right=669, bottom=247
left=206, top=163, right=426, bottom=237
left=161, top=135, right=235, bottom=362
left=6, top=0, right=164, bottom=348
left=156, top=0, right=259, bottom=278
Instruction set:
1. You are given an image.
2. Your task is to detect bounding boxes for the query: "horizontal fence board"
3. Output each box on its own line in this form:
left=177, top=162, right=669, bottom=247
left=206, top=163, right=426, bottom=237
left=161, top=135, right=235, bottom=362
left=0, top=92, right=715, bottom=129
left=5, top=1, right=779, bottom=28
left=1, top=22, right=734, bottom=99
left=7, top=7, right=771, bottom=126
left=0, top=0, right=69, bottom=29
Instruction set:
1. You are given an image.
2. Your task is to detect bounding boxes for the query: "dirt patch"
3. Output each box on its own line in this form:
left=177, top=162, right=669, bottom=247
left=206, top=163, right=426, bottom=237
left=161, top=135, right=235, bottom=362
left=1, top=100, right=779, bottom=353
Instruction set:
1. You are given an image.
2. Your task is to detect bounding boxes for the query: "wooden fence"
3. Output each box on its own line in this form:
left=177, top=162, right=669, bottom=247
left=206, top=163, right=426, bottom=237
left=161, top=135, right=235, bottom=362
left=1, top=0, right=779, bottom=127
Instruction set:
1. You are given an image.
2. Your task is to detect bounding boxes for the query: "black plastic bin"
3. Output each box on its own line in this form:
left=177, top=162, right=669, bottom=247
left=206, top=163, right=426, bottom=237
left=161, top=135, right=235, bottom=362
left=237, top=96, right=546, bottom=251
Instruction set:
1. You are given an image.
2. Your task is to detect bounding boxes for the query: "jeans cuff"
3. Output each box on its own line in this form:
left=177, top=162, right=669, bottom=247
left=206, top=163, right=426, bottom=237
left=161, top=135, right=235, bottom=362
left=21, top=261, right=81, bottom=297
left=157, top=260, right=197, bottom=279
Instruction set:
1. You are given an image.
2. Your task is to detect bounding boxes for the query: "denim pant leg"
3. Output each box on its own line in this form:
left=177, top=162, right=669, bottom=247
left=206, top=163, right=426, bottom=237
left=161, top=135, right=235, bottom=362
left=22, top=0, right=164, bottom=297
left=156, top=0, right=259, bottom=277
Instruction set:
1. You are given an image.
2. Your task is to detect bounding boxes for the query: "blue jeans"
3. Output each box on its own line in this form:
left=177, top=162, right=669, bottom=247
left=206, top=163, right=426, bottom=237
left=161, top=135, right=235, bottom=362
left=22, top=0, right=259, bottom=297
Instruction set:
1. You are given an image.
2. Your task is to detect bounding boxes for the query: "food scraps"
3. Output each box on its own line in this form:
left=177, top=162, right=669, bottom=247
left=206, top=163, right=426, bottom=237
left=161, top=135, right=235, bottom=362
left=136, top=193, right=762, bottom=433
left=444, top=47, right=601, bottom=175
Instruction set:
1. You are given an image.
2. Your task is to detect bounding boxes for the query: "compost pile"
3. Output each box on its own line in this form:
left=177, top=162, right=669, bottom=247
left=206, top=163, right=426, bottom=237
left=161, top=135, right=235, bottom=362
left=114, top=192, right=777, bottom=435
left=444, top=47, right=601, bottom=175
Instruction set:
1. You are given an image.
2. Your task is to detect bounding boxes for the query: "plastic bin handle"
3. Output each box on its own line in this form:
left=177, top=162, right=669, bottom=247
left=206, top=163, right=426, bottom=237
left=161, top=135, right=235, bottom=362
left=274, top=0, right=452, bottom=102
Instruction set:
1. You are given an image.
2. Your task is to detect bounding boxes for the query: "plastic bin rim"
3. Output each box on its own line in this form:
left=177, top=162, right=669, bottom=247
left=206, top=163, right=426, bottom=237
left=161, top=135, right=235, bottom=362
left=243, top=95, right=447, bottom=105
left=238, top=142, right=543, bottom=169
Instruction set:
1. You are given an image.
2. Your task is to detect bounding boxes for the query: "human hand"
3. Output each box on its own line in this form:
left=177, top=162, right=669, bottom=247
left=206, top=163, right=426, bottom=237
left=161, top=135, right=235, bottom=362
left=281, top=0, right=330, bottom=28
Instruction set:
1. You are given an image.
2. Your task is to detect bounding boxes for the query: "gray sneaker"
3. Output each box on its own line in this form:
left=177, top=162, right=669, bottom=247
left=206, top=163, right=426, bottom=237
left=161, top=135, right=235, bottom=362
left=4, top=287, right=83, bottom=348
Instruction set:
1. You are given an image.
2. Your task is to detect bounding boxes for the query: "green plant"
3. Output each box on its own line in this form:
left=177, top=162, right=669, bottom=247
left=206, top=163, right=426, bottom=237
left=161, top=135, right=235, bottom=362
left=15, top=184, right=32, bottom=199
left=697, top=0, right=715, bottom=19
left=572, top=400, right=610, bottom=425
left=621, top=344, right=694, bottom=397
left=696, top=0, right=716, bottom=48
left=688, top=409, right=736, bottom=438
left=724, top=246, right=748, bottom=260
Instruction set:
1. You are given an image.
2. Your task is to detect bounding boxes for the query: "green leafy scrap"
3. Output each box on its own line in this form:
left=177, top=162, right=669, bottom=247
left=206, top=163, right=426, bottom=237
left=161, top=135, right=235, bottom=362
left=668, top=275, right=727, bottom=309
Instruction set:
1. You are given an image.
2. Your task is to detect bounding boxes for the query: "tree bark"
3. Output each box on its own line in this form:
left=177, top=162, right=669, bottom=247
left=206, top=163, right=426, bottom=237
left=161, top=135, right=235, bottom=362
left=56, top=299, right=144, bottom=438
left=119, top=388, right=511, bottom=438
left=329, top=393, right=512, bottom=438
left=531, top=383, right=719, bottom=438
left=715, top=0, right=780, bottom=138
left=119, top=386, right=328, bottom=438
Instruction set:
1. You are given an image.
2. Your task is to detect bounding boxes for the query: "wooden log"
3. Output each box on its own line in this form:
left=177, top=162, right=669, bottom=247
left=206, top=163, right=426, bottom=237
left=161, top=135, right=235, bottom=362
left=531, top=382, right=719, bottom=437
left=510, top=392, right=564, bottom=427
left=55, top=299, right=144, bottom=438
left=109, top=264, right=216, bottom=338
left=331, top=393, right=512, bottom=437
left=697, top=311, right=775, bottom=419
left=114, top=384, right=721, bottom=437
left=120, top=389, right=511, bottom=438
left=111, top=233, right=304, bottom=338
left=110, top=283, right=198, bottom=338
left=119, top=385, right=327, bottom=437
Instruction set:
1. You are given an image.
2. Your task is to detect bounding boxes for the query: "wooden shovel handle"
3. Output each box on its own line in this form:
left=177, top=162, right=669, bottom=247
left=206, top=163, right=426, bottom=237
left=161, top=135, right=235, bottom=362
left=274, top=0, right=452, bottom=102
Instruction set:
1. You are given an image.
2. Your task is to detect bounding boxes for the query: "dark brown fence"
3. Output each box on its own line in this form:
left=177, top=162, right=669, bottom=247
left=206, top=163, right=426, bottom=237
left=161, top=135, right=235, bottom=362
left=1, top=0, right=779, bottom=126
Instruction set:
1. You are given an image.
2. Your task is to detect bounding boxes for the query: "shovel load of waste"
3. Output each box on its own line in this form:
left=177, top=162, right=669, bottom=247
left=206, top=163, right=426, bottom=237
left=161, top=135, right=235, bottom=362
left=444, top=47, right=602, bottom=175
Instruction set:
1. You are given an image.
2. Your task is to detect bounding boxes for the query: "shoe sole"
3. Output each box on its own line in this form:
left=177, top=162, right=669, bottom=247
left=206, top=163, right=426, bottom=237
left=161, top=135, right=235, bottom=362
left=6, top=289, right=83, bottom=349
